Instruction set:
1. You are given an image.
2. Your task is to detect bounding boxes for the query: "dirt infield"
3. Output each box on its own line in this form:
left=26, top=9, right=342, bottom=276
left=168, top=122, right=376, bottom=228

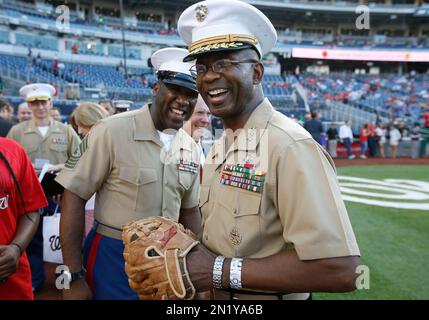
left=334, top=156, right=429, bottom=167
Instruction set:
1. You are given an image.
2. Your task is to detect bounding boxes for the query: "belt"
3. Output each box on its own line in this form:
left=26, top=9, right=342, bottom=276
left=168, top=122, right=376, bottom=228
left=94, top=219, right=123, bottom=240
left=214, top=289, right=311, bottom=300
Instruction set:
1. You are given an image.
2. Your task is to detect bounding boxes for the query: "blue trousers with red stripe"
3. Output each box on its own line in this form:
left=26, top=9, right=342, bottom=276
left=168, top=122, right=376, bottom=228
left=83, top=229, right=139, bottom=300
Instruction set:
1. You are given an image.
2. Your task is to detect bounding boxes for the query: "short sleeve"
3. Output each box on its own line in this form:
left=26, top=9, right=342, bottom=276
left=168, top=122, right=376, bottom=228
left=276, top=138, right=360, bottom=260
left=56, top=122, right=112, bottom=200
left=67, top=125, right=82, bottom=158
left=181, top=142, right=201, bottom=209
left=17, top=145, right=47, bottom=215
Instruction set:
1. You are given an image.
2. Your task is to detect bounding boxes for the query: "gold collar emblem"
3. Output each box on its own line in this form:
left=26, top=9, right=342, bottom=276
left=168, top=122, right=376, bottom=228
left=195, top=4, right=208, bottom=23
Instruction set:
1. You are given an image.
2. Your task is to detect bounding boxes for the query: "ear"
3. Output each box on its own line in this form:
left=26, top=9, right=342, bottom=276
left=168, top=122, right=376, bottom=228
left=152, top=82, right=160, bottom=97
left=252, top=62, right=264, bottom=85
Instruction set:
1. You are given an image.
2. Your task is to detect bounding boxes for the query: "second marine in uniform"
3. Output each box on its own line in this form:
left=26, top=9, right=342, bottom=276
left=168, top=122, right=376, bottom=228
left=56, top=48, right=202, bottom=300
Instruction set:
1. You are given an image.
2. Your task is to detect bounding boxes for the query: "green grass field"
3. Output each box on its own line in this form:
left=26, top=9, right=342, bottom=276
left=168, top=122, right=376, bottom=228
left=314, top=165, right=429, bottom=300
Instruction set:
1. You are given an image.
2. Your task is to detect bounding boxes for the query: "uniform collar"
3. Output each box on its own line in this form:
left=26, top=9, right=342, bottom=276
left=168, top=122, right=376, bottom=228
left=24, top=118, right=63, bottom=136
left=133, top=104, right=193, bottom=151
left=210, top=98, right=274, bottom=162
left=133, top=104, right=163, bottom=147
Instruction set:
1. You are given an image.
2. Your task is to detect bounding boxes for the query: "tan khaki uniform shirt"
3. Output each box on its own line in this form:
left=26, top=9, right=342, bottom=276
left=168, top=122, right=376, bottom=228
left=7, top=119, right=80, bottom=165
left=201, top=99, right=360, bottom=298
left=56, top=105, right=201, bottom=239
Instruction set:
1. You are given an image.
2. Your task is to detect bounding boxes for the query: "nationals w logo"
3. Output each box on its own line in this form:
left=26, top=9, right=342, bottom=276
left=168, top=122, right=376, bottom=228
left=0, top=195, right=9, bottom=210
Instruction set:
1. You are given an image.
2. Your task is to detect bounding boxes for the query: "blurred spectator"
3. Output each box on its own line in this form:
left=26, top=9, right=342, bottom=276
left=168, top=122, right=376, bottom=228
left=53, top=57, right=59, bottom=76
left=326, top=122, right=338, bottom=158
left=367, top=122, right=378, bottom=157
left=339, top=120, right=355, bottom=159
left=69, top=102, right=110, bottom=138
left=398, top=121, right=409, bottom=138
left=359, top=123, right=369, bottom=159
left=389, top=125, right=402, bottom=159
left=183, top=95, right=213, bottom=163
left=98, top=99, right=114, bottom=115
left=112, top=100, right=133, bottom=114
left=17, top=103, right=32, bottom=123
left=303, top=112, right=323, bottom=145
left=140, top=73, right=148, bottom=86
left=410, top=124, right=422, bottom=160
left=0, top=99, right=14, bottom=123
left=423, top=111, right=429, bottom=128
left=375, top=123, right=387, bottom=158
left=71, top=43, right=79, bottom=54
left=49, top=107, right=62, bottom=122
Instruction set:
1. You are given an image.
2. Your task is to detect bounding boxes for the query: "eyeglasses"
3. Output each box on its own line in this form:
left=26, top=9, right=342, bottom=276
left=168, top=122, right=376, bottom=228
left=190, top=59, right=259, bottom=76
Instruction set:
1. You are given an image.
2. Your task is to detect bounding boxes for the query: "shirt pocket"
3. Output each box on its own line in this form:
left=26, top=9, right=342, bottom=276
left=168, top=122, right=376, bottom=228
left=179, top=170, right=196, bottom=190
left=118, top=167, right=159, bottom=213
left=23, top=143, right=38, bottom=156
left=214, top=186, right=263, bottom=256
left=50, top=143, right=67, bottom=153
left=119, top=167, right=158, bottom=186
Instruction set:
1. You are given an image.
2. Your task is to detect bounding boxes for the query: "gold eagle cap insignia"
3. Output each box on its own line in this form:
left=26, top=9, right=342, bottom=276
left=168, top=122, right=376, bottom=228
left=195, top=4, right=208, bottom=22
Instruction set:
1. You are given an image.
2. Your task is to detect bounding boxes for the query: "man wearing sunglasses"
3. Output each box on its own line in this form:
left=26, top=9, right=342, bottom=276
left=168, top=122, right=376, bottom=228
left=179, top=0, right=361, bottom=300
left=55, top=48, right=201, bottom=300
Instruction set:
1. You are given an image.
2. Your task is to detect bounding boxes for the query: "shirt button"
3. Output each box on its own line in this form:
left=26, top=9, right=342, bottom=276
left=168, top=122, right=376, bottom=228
left=234, top=208, right=238, bottom=215
left=205, top=235, right=208, bottom=241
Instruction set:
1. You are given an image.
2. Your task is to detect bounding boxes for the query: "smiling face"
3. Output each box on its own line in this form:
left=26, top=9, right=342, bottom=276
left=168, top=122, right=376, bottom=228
left=195, top=49, right=263, bottom=123
left=17, top=103, right=32, bottom=122
left=190, top=95, right=212, bottom=132
left=151, top=81, right=198, bottom=131
left=28, top=99, right=52, bottom=121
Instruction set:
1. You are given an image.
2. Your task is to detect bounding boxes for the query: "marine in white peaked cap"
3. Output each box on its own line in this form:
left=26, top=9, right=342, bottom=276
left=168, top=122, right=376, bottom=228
left=178, top=0, right=277, bottom=62
left=55, top=46, right=202, bottom=300
left=151, top=47, right=198, bottom=92
left=20, top=83, right=56, bottom=102
left=178, top=0, right=361, bottom=301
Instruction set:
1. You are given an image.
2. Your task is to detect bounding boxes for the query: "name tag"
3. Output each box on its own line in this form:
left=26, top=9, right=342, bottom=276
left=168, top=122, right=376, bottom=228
left=52, top=138, right=67, bottom=145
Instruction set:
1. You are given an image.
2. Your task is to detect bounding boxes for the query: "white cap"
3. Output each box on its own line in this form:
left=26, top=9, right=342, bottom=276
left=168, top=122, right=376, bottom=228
left=112, top=100, right=133, bottom=110
left=178, top=0, right=277, bottom=62
left=19, top=83, right=55, bottom=102
left=150, top=47, right=197, bottom=92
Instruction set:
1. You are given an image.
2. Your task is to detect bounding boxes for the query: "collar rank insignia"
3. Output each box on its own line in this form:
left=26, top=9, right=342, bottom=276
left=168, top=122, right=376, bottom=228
left=219, top=161, right=266, bottom=193
left=177, top=157, right=199, bottom=174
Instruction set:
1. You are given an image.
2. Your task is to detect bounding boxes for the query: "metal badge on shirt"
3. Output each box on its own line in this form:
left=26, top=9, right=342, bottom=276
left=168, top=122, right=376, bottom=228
left=52, top=137, right=67, bottom=145
left=219, top=160, right=266, bottom=193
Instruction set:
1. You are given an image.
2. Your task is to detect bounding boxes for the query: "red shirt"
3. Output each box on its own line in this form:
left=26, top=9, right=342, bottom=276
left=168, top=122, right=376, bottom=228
left=0, top=138, right=47, bottom=300
left=360, top=128, right=369, bottom=143
left=424, top=113, right=429, bottom=128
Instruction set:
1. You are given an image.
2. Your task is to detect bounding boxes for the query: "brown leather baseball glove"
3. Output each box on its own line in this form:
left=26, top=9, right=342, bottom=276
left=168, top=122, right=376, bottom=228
left=122, top=216, right=199, bottom=300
